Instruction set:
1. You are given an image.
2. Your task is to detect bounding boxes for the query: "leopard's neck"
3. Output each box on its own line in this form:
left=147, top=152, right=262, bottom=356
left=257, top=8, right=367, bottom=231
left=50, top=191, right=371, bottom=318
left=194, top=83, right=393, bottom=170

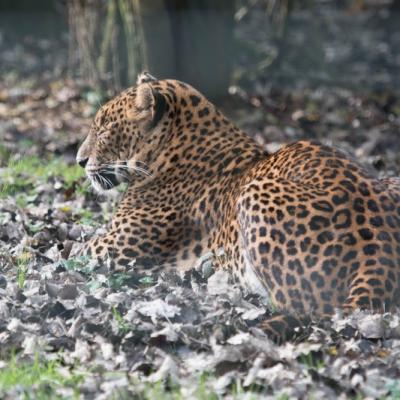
left=150, top=105, right=266, bottom=183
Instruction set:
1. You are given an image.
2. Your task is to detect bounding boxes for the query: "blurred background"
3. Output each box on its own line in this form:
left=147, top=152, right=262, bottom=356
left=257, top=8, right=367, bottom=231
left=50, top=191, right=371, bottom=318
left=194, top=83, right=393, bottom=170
left=0, top=0, right=399, bottom=172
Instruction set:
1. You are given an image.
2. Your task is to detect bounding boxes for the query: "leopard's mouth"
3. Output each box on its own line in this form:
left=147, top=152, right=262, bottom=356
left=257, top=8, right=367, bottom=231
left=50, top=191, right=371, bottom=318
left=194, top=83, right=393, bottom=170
left=86, top=166, right=120, bottom=191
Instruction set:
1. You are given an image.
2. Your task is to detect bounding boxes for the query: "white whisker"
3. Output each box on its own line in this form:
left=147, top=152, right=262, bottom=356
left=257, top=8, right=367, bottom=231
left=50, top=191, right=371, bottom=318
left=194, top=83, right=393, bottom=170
left=99, top=173, right=113, bottom=189
left=100, top=161, right=153, bottom=178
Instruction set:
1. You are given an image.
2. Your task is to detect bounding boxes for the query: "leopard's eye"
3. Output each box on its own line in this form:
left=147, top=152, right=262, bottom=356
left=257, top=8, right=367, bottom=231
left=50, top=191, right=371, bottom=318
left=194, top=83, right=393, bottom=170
left=104, top=121, right=119, bottom=130
left=96, top=120, right=113, bottom=138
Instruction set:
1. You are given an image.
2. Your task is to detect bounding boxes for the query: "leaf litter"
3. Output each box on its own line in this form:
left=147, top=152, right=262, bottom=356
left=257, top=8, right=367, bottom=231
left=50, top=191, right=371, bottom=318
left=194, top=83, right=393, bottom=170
left=2, top=185, right=400, bottom=398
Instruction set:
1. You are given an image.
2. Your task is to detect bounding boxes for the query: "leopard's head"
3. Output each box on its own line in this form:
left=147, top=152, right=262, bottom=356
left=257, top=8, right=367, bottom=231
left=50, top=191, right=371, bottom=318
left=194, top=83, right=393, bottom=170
left=77, top=72, right=168, bottom=192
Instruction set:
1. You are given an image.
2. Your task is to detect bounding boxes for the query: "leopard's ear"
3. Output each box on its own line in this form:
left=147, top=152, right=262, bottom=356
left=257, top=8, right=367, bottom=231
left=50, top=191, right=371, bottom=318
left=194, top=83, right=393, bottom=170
left=127, top=83, right=166, bottom=128
left=137, top=71, right=157, bottom=85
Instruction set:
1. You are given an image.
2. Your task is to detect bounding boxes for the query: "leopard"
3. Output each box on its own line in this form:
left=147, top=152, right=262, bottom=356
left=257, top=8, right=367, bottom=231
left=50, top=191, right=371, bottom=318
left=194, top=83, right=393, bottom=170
left=76, top=72, right=400, bottom=340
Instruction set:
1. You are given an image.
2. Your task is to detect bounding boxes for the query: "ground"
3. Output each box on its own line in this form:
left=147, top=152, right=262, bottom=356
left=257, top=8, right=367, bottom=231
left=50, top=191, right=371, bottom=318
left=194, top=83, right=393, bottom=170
left=1, top=2, right=400, bottom=399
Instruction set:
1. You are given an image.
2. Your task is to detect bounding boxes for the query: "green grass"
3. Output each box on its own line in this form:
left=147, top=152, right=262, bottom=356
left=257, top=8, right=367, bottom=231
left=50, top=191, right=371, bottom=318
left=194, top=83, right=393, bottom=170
left=0, top=153, right=85, bottom=200
left=0, top=351, right=269, bottom=400
left=298, top=352, right=325, bottom=370
left=74, top=208, right=96, bottom=226
left=0, top=354, right=84, bottom=400
left=57, top=256, right=93, bottom=275
left=0, top=355, right=233, bottom=400
left=131, top=373, right=257, bottom=400
left=16, top=251, right=31, bottom=289
left=276, top=394, right=290, bottom=400
left=122, top=375, right=221, bottom=400
left=386, top=380, right=400, bottom=399
left=0, top=144, right=11, bottom=165
left=111, top=306, right=132, bottom=334
left=56, top=257, right=135, bottom=294
left=0, top=152, right=101, bottom=225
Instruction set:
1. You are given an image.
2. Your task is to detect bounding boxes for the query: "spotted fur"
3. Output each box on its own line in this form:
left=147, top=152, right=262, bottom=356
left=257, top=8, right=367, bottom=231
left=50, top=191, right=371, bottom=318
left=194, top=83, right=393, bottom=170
left=76, top=73, right=400, bottom=340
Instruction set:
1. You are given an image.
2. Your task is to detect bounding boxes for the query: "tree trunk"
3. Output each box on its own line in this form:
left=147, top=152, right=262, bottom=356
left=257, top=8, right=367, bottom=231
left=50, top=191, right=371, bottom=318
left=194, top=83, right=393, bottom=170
left=68, top=0, right=235, bottom=98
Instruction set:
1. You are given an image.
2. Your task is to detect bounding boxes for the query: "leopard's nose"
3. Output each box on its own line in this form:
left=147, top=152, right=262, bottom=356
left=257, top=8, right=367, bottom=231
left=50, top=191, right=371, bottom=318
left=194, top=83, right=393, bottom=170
left=77, top=157, right=89, bottom=168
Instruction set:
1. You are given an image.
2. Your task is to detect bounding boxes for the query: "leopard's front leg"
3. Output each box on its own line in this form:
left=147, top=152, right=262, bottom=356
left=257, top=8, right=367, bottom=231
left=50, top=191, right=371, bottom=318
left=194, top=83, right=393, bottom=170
left=70, top=229, right=161, bottom=272
left=82, top=233, right=117, bottom=259
left=69, top=232, right=116, bottom=261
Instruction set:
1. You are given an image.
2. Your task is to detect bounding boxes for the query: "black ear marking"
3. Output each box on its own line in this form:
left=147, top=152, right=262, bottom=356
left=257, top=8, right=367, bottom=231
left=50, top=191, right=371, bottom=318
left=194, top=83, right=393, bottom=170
left=128, top=83, right=165, bottom=125
left=150, top=88, right=166, bottom=128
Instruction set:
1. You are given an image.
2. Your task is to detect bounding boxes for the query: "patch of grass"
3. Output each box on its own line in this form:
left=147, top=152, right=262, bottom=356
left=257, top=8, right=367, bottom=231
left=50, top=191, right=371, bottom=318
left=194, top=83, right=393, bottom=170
left=386, top=380, right=400, bottom=399
left=276, top=394, right=290, bottom=400
left=0, top=143, right=11, bottom=165
left=0, top=154, right=85, bottom=199
left=0, top=353, right=84, bottom=400
left=138, top=275, right=154, bottom=285
left=57, top=255, right=93, bottom=274
left=111, top=306, right=131, bottom=334
left=75, top=208, right=96, bottom=226
left=27, top=221, right=45, bottom=234
left=15, top=251, right=31, bottom=289
left=196, top=373, right=219, bottom=400
left=298, top=351, right=325, bottom=370
left=0, top=355, right=258, bottom=400
left=0, top=212, right=9, bottom=225
left=108, top=273, right=134, bottom=290
left=136, top=381, right=182, bottom=400
left=126, top=375, right=221, bottom=400
left=58, top=257, right=137, bottom=293
left=19, top=139, right=36, bottom=151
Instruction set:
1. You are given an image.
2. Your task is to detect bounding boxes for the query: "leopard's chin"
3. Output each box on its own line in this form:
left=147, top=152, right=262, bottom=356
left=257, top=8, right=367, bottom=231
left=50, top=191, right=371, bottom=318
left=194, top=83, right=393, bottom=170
left=89, top=178, right=110, bottom=194
left=89, top=170, right=120, bottom=193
